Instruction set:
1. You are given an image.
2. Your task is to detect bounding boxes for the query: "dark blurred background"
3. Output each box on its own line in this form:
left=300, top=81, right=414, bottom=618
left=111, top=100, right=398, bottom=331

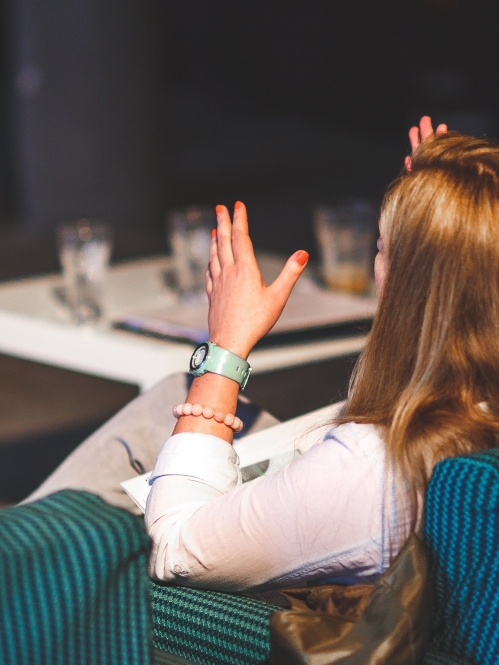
left=0, top=0, right=497, bottom=279
left=1, top=0, right=499, bottom=502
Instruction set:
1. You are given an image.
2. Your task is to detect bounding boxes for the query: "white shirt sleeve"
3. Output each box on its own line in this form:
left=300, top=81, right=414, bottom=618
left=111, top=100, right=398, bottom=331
left=145, top=424, right=393, bottom=592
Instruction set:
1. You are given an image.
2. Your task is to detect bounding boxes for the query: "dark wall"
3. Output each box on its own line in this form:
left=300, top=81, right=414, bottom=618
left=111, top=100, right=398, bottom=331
left=1, top=0, right=499, bottom=274
left=164, top=0, right=499, bottom=130
left=165, top=1, right=415, bottom=130
left=4, top=0, right=169, bottom=255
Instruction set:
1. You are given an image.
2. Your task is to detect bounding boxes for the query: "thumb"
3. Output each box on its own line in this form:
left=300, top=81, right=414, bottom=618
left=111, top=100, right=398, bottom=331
left=269, top=250, right=309, bottom=305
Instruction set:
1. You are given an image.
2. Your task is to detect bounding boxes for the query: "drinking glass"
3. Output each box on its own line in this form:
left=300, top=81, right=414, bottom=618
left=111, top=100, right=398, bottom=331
left=56, top=219, right=113, bottom=323
left=314, top=200, right=376, bottom=294
left=167, top=207, right=215, bottom=303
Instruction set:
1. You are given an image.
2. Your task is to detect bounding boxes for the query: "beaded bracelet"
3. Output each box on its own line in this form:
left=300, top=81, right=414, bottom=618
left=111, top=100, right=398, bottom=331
left=172, top=403, right=244, bottom=432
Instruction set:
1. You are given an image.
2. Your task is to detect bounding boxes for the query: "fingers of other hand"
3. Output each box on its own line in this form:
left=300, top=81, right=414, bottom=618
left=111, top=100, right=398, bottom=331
left=408, top=117, right=448, bottom=164
left=408, top=125, right=421, bottom=152
left=408, top=117, right=433, bottom=151
left=419, top=116, right=434, bottom=142
left=270, top=250, right=309, bottom=307
left=215, top=205, right=234, bottom=266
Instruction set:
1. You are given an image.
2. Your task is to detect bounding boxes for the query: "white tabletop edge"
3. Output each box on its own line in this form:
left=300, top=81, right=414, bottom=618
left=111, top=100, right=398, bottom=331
left=0, top=309, right=192, bottom=391
left=0, top=253, right=368, bottom=389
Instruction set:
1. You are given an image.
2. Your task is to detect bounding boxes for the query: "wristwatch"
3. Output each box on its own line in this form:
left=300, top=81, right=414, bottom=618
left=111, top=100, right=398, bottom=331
left=189, top=341, right=252, bottom=390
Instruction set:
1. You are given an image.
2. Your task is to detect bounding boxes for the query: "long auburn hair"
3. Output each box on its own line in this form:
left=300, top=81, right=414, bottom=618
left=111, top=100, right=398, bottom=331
left=337, top=132, right=499, bottom=533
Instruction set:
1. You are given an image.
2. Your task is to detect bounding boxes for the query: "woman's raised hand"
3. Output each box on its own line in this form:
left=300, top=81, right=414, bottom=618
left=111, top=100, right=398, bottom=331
left=404, top=116, right=448, bottom=172
left=206, top=202, right=309, bottom=360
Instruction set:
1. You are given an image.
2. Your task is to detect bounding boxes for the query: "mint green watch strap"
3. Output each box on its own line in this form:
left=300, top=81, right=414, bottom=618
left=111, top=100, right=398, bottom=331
left=189, top=342, right=252, bottom=389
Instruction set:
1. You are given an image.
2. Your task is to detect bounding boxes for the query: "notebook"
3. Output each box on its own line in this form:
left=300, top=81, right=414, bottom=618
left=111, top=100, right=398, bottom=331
left=113, top=282, right=377, bottom=348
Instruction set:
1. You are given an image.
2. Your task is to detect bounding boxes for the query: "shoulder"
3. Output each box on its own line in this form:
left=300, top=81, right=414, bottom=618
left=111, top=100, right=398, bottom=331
left=315, top=421, right=386, bottom=476
left=324, top=421, right=382, bottom=444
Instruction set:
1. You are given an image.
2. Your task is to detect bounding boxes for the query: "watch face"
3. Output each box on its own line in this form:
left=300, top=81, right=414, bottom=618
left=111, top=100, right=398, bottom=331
left=190, top=342, right=209, bottom=372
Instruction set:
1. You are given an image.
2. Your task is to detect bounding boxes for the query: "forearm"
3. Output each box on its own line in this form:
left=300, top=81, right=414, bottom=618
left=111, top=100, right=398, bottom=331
left=172, top=373, right=240, bottom=444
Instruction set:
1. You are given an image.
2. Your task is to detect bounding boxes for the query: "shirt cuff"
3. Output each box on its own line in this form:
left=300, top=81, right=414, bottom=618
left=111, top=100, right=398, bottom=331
left=150, top=432, right=240, bottom=494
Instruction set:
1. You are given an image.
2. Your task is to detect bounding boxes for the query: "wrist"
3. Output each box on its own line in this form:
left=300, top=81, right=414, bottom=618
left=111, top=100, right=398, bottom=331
left=190, top=341, right=252, bottom=390
left=209, top=337, right=252, bottom=361
left=173, top=373, right=239, bottom=443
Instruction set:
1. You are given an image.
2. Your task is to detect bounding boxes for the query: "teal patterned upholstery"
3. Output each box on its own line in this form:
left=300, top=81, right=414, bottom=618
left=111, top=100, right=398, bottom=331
left=423, top=448, right=499, bottom=665
left=4, top=444, right=499, bottom=665
left=0, top=491, right=151, bottom=665
left=152, top=447, right=499, bottom=665
left=151, top=583, right=280, bottom=665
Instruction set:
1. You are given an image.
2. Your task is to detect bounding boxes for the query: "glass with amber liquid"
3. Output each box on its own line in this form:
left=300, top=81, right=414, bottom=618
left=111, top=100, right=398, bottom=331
left=314, top=201, right=376, bottom=294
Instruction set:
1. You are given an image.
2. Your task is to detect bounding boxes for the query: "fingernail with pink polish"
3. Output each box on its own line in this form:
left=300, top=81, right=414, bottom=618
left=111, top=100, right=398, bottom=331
left=216, top=205, right=224, bottom=215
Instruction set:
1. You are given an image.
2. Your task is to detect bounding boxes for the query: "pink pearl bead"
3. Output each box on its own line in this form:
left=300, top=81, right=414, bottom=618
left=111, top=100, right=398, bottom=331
left=214, top=411, right=225, bottom=423
left=191, top=403, right=203, bottom=416
left=174, top=403, right=242, bottom=429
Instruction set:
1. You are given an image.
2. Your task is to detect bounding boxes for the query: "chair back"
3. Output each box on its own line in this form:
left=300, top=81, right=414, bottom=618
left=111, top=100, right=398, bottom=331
left=424, top=448, right=499, bottom=665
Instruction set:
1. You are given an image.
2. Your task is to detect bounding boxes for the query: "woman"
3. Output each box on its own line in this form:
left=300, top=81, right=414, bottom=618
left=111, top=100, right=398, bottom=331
left=145, top=116, right=499, bottom=591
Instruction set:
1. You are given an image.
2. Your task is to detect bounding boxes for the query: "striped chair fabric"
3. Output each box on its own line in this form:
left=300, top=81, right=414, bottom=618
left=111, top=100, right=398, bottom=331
left=0, top=491, right=151, bottom=665
left=151, top=583, right=280, bottom=665
left=423, top=448, right=499, bottom=665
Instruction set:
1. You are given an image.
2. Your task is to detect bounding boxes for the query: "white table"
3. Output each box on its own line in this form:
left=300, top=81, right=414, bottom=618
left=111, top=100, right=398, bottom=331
left=0, top=254, right=368, bottom=391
